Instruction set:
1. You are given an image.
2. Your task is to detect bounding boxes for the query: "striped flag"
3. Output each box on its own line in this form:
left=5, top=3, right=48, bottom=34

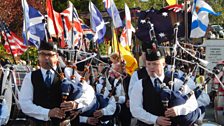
left=190, top=0, right=221, bottom=38
left=61, top=1, right=83, bottom=48
left=81, top=23, right=95, bottom=42
left=1, top=23, right=27, bottom=57
left=46, top=0, right=63, bottom=37
left=163, top=3, right=191, bottom=12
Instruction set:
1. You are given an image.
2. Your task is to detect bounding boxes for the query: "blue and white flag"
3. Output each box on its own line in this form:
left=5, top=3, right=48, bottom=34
left=190, top=0, right=221, bottom=38
left=89, top=2, right=106, bottom=44
left=22, top=0, right=45, bottom=48
left=103, top=0, right=123, bottom=28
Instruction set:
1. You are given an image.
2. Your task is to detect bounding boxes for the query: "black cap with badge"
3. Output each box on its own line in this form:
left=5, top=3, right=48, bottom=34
left=145, top=42, right=165, bottom=61
left=38, top=40, right=57, bottom=52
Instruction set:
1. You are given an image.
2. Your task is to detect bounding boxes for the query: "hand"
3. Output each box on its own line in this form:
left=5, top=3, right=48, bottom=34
left=93, top=110, right=103, bottom=118
left=87, top=117, right=98, bottom=125
left=165, top=108, right=178, bottom=117
left=60, top=101, right=78, bottom=112
left=114, top=96, right=119, bottom=102
left=126, top=100, right=130, bottom=108
left=156, top=116, right=171, bottom=126
left=70, top=111, right=80, bottom=120
left=48, top=108, right=65, bottom=119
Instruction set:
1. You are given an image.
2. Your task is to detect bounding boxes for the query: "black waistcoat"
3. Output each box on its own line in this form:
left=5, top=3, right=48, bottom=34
left=139, top=75, right=172, bottom=126
left=137, top=67, right=148, bottom=80
left=31, top=69, right=63, bottom=124
left=31, top=69, right=62, bottom=109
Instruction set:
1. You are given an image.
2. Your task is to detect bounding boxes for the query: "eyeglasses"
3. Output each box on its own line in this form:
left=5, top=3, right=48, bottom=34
left=38, top=52, right=56, bottom=57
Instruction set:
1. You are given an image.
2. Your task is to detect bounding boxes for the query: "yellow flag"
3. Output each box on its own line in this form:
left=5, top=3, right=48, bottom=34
left=166, top=0, right=177, bottom=5
left=112, top=29, right=138, bottom=75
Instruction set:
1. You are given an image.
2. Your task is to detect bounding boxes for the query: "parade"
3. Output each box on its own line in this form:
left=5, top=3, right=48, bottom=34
left=0, top=0, right=224, bottom=126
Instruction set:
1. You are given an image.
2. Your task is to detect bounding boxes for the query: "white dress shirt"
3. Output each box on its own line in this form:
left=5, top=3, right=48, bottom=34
left=19, top=67, right=56, bottom=121
left=112, top=78, right=126, bottom=104
left=79, top=78, right=117, bottom=124
left=19, top=67, right=95, bottom=121
left=128, top=71, right=139, bottom=98
left=130, top=75, right=198, bottom=125
left=63, top=67, right=96, bottom=112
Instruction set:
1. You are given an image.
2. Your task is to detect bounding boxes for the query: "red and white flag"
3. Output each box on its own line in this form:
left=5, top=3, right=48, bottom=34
left=2, top=30, right=27, bottom=57
left=46, top=0, right=63, bottom=38
left=120, top=3, right=135, bottom=49
left=61, top=1, right=83, bottom=48
left=164, top=3, right=191, bottom=12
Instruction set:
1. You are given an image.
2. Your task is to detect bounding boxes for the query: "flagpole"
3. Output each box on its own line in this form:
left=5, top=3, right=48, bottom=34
left=22, top=0, right=29, bottom=62
left=1, top=22, right=17, bottom=64
left=184, top=0, right=189, bottom=43
left=71, top=2, right=74, bottom=49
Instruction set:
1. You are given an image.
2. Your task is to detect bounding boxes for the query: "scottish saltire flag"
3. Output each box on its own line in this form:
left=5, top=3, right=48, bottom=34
left=46, top=0, right=63, bottom=37
left=103, top=0, right=122, bottom=28
left=190, top=0, right=221, bottom=38
left=1, top=23, right=27, bottom=56
left=22, top=0, right=45, bottom=48
left=89, top=2, right=106, bottom=44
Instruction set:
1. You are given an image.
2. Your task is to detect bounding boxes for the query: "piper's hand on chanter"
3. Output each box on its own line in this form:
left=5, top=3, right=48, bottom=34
left=70, top=110, right=80, bottom=120
left=60, top=101, right=78, bottom=112
left=93, top=110, right=103, bottom=118
left=87, top=117, right=99, bottom=125
left=165, top=107, right=178, bottom=117
left=48, top=108, right=65, bottom=119
left=156, top=116, right=171, bottom=126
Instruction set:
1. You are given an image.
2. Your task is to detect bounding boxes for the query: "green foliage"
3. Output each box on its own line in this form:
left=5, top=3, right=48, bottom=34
left=20, top=46, right=38, bottom=66
left=207, top=0, right=224, bottom=25
left=99, top=43, right=107, bottom=55
left=53, top=0, right=68, bottom=12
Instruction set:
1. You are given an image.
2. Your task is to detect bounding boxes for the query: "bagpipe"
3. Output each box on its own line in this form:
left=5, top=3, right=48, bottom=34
left=0, top=64, right=32, bottom=125
left=141, top=18, right=223, bottom=125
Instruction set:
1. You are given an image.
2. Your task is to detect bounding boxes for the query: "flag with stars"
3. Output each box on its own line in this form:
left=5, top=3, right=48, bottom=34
left=136, top=9, right=191, bottom=44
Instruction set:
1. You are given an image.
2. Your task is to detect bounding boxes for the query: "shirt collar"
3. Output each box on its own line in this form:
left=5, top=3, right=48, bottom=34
left=41, top=67, right=56, bottom=76
left=150, top=73, right=165, bottom=84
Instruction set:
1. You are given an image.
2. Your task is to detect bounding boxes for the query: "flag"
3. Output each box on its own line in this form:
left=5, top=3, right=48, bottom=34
left=103, top=0, right=123, bottom=28
left=89, top=2, right=106, bottom=44
left=113, top=29, right=138, bottom=75
left=81, top=23, right=95, bottom=42
left=61, top=1, right=83, bottom=48
left=163, top=3, right=191, bottom=12
left=136, top=9, right=192, bottom=44
left=121, top=3, right=135, bottom=49
left=1, top=23, right=27, bottom=57
left=190, top=0, right=221, bottom=38
left=22, top=0, right=45, bottom=48
left=120, top=27, right=129, bottom=50
left=166, top=0, right=177, bottom=6
left=46, top=0, right=63, bottom=37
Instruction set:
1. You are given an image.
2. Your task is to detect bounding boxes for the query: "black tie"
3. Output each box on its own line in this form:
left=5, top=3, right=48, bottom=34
left=45, top=70, right=52, bottom=87
left=154, top=78, right=161, bottom=92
